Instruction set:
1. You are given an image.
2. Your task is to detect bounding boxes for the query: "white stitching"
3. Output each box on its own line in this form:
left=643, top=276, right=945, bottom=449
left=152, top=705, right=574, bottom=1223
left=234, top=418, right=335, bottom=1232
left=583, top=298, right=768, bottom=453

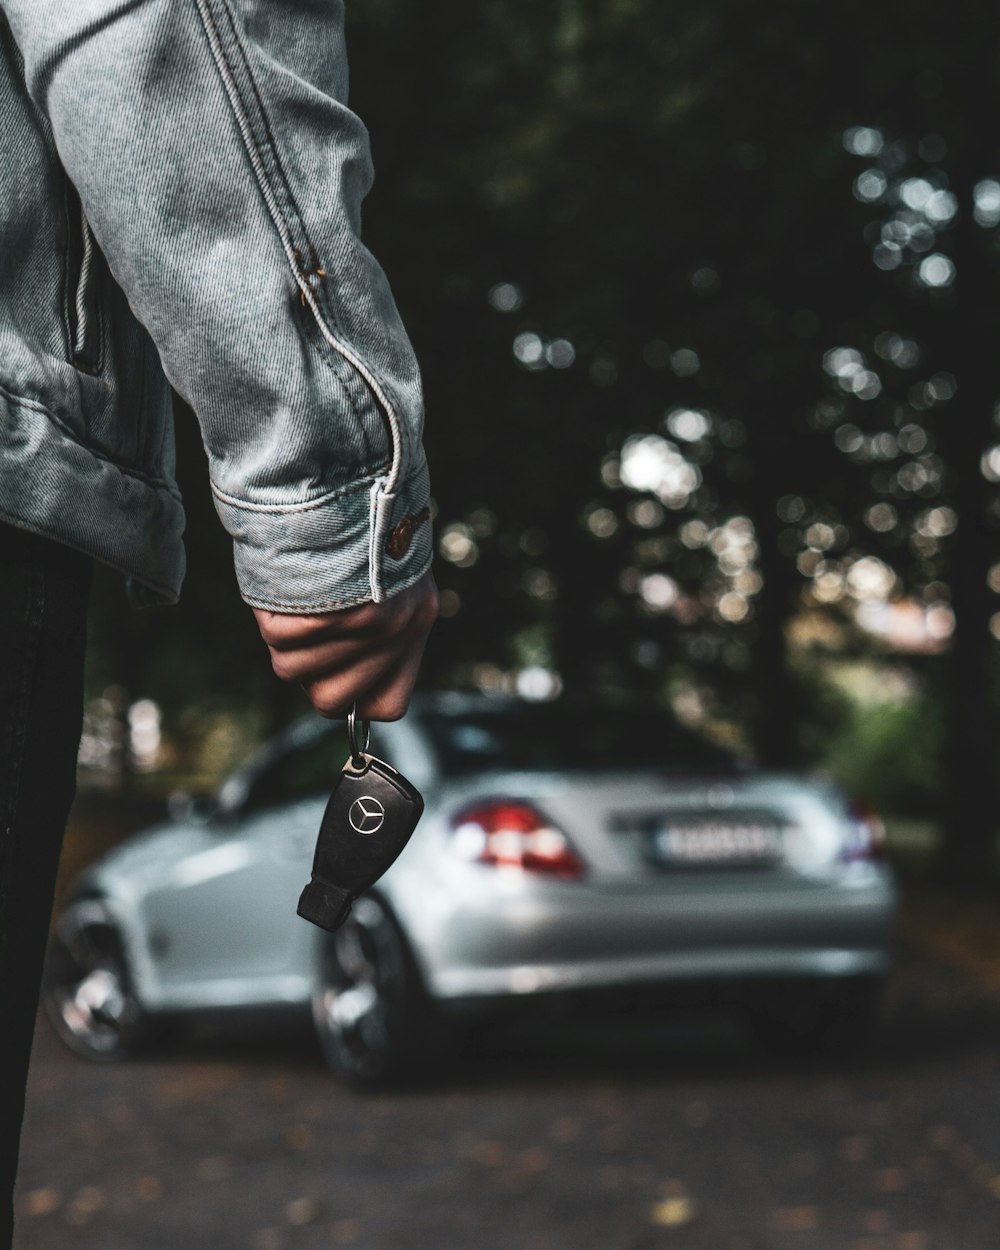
left=211, top=467, right=389, bottom=515
left=240, top=554, right=432, bottom=614
left=192, top=0, right=404, bottom=601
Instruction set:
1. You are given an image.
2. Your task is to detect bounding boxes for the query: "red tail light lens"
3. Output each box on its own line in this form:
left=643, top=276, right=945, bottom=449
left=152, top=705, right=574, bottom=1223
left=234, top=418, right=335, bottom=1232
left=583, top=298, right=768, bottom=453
left=842, top=798, right=887, bottom=861
left=449, top=800, right=586, bottom=880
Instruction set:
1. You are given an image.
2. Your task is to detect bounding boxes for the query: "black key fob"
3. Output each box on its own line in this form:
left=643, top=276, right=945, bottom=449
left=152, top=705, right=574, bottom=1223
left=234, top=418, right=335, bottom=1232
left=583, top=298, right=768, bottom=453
left=297, top=714, right=424, bottom=932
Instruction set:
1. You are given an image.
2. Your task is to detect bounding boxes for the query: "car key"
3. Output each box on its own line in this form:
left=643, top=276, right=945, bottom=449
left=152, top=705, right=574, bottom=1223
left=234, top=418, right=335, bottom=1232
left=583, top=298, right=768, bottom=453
left=296, top=705, right=424, bottom=932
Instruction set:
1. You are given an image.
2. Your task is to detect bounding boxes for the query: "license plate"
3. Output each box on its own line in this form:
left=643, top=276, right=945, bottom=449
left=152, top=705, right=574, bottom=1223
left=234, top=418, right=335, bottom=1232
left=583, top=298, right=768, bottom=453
left=649, top=820, right=782, bottom=866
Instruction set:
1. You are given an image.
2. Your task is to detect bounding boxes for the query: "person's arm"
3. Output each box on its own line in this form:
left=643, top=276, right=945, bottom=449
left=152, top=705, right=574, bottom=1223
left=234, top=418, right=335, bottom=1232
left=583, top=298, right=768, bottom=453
left=4, top=0, right=436, bottom=713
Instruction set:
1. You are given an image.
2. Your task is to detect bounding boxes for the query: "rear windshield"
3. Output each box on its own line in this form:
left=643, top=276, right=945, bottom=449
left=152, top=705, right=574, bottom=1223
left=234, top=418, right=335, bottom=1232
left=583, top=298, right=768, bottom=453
left=419, top=703, right=735, bottom=776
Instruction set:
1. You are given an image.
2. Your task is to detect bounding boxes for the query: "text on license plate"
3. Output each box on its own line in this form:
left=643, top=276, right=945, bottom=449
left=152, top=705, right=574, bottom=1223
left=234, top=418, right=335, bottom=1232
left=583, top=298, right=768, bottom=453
left=650, top=822, right=782, bottom=864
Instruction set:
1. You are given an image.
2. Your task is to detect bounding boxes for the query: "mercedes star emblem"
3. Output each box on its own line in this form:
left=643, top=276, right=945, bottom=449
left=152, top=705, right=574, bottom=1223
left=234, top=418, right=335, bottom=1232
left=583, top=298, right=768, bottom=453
left=349, top=795, right=386, bottom=835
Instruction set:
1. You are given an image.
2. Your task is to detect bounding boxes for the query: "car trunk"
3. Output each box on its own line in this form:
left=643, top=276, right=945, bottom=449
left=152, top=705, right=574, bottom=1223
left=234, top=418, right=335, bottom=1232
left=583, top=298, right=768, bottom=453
left=526, top=770, right=850, bottom=887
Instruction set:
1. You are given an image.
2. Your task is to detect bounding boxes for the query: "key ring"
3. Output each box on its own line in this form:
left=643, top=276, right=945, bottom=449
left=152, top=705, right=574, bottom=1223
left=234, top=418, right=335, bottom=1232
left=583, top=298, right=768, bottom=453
left=347, top=702, right=371, bottom=768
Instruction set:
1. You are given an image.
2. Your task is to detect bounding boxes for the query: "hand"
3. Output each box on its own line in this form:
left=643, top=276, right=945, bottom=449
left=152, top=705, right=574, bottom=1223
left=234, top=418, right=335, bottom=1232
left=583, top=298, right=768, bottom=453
left=252, top=571, right=439, bottom=720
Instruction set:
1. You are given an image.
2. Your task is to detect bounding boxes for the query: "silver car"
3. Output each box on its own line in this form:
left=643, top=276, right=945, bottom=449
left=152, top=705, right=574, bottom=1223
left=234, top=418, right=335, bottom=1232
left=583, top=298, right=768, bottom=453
left=44, top=694, right=897, bottom=1086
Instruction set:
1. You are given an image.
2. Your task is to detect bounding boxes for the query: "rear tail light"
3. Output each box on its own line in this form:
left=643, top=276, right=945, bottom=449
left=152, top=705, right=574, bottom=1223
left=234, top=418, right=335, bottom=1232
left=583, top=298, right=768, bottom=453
left=449, top=799, right=586, bottom=880
left=842, top=798, right=887, bottom=861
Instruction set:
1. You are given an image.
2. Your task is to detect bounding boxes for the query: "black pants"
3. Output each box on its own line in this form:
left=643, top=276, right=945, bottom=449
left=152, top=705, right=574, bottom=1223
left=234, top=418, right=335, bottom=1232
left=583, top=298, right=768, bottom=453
left=0, top=523, right=90, bottom=1248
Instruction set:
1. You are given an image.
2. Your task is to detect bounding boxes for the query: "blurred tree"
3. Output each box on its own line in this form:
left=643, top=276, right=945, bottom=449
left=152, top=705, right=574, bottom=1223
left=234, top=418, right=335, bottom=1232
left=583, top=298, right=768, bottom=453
left=79, top=0, right=997, bottom=877
left=349, top=0, right=998, bottom=866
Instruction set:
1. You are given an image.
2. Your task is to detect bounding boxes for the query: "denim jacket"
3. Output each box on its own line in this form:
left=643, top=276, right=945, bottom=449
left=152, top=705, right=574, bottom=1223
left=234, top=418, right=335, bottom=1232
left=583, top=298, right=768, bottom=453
left=0, top=0, right=431, bottom=610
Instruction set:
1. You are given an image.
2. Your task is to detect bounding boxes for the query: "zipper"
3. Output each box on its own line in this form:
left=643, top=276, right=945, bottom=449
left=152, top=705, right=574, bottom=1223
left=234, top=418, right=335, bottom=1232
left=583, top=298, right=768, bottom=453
left=193, top=0, right=404, bottom=498
left=65, top=191, right=101, bottom=373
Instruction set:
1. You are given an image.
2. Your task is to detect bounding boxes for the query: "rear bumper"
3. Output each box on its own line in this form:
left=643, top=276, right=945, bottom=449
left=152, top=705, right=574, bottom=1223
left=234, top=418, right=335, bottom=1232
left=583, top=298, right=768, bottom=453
left=399, top=864, right=897, bottom=1004
left=431, top=946, right=890, bottom=1003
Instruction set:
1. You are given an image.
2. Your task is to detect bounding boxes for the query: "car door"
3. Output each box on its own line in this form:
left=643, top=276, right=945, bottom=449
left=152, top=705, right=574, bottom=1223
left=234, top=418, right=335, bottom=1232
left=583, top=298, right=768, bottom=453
left=141, top=723, right=347, bottom=1006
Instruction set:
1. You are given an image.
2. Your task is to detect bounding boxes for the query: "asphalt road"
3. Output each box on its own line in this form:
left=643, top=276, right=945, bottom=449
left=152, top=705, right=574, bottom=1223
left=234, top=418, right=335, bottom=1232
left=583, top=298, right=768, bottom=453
left=14, top=903, right=1000, bottom=1250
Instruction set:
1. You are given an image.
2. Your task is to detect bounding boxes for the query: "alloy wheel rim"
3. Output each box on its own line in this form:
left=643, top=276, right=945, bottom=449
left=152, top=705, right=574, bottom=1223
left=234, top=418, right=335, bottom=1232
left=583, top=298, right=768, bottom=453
left=47, top=904, right=138, bottom=1055
left=318, top=900, right=402, bottom=1074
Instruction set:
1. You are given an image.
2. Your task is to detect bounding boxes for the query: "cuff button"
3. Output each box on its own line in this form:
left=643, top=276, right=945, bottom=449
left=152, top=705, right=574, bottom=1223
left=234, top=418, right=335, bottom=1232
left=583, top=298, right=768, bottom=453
left=386, top=505, right=430, bottom=560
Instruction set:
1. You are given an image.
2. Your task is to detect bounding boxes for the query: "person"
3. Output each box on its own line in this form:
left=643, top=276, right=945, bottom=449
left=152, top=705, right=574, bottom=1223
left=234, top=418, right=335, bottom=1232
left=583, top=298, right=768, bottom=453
left=0, top=2, right=438, bottom=1243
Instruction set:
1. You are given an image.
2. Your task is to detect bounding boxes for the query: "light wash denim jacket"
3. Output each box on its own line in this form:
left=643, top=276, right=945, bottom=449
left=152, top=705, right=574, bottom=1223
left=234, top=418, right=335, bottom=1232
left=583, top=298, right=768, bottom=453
left=0, top=0, right=431, bottom=610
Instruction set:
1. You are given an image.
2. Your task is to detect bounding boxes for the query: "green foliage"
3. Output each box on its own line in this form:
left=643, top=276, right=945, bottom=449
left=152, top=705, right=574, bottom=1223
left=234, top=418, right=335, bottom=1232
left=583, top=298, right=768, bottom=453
left=822, top=688, right=945, bottom=819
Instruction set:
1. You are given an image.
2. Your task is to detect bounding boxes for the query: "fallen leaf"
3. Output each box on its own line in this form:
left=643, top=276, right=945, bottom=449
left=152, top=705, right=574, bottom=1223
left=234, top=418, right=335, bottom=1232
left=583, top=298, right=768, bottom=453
left=22, top=1188, right=60, bottom=1217
left=650, top=1197, right=698, bottom=1228
left=65, top=1187, right=105, bottom=1228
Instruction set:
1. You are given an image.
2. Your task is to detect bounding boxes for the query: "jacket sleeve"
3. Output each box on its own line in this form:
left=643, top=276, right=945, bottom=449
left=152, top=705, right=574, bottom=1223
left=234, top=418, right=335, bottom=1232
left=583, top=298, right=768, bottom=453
left=2, top=0, right=432, bottom=612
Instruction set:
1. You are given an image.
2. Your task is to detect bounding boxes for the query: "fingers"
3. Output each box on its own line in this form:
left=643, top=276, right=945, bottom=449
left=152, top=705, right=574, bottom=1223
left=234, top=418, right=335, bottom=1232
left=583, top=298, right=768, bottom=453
left=299, top=635, right=410, bottom=718
left=255, top=594, right=411, bottom=652
left=354, top=615, right=434, bottom=721
left=266, top=633, right=383, bottom=684
left=252, top=571, right=438, bottom=721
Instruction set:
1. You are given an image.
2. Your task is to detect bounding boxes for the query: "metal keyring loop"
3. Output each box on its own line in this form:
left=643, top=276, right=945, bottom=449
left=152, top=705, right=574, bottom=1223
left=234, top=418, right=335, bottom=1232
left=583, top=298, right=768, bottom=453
left=347, top=703, right=371, bottom=767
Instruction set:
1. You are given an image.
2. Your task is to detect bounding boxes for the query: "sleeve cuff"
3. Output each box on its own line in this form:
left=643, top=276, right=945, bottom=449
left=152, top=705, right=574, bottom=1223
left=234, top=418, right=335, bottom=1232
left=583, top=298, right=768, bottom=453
left=213, top=455, right=432, bottom=613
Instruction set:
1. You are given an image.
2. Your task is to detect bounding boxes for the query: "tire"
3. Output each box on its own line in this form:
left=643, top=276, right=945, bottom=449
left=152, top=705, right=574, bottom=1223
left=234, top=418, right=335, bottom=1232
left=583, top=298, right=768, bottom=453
left=311, top=895, right=441, bottom=1089
left=746, top=974, right=886, bottom=1057
left=42, top=898, right=154, bottom=1062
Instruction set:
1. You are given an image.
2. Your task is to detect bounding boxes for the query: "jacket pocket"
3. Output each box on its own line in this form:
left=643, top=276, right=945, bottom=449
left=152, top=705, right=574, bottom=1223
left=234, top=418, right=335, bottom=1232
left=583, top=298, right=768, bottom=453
left=64, top=188, right=102, bottom=373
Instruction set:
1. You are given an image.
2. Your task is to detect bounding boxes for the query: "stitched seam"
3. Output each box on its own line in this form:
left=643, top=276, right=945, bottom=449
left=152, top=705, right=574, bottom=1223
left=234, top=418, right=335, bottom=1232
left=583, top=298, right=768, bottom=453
left=219, top=9, right=354, bottom=347
left=0, top=381, right=183, bottom=499
left=223, top=3, right=394, bottom=455
left=241, top=555, right=431, bottom=614
left=217, top=3, right=361, bottom=425
left=212, top=465, right=394, bottom=515
left=243, top=589, right=374, bottom=612
left=217, top=2, right=313, bottom=268
left=193, top=0, right=404, bottom=496
left=294, top=298, right=370, bottom=442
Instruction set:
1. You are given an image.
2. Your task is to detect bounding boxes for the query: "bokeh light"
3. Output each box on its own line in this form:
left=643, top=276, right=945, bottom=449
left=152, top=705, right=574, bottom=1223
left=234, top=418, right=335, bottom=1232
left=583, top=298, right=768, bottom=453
left=917, top=253, right=955, bottom=287
left=619, top=434, right=701, bottom=507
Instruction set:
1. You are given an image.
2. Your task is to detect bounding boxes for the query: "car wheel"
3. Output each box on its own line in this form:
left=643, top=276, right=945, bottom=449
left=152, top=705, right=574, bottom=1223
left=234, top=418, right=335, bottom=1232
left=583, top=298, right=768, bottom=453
left=746, top=974, right=885, bottom=1057
left=42, top=898, right=154, bottom=1062
left=311, top=895, right=439, bottom=1089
